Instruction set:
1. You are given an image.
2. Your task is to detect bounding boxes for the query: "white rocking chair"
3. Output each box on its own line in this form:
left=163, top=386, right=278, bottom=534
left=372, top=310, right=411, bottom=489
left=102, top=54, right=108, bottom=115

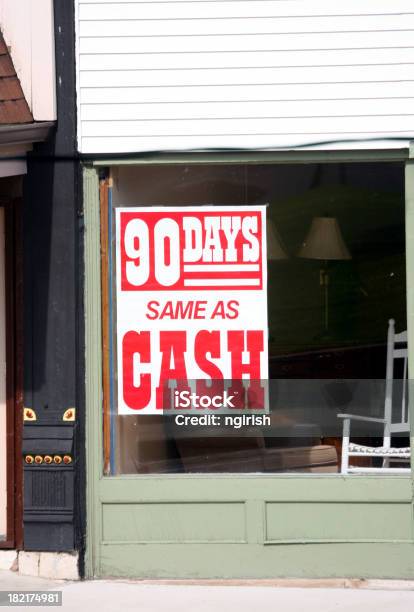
left=338, top=319, right=411, bottom=474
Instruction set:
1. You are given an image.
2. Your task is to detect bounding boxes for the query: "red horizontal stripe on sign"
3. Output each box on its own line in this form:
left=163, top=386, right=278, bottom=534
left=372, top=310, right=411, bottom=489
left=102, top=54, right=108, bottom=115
left=183, top=278, right=261, bottom=287
left=184, top=271, right=260, bottom=278
left=183, top=264, right=260, bottom=272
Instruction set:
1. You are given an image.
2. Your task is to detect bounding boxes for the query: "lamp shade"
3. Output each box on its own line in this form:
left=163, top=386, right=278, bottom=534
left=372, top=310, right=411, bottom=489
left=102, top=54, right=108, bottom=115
left=297, top=216, right=351, bottom=261
left=267, top=218, right=289, bottom=260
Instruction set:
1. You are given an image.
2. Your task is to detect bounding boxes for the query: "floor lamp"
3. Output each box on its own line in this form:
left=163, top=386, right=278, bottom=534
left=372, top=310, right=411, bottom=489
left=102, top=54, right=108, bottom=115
left=267, top=217, right=289, bottom=261
left=297, top=216, right=351, bottom=338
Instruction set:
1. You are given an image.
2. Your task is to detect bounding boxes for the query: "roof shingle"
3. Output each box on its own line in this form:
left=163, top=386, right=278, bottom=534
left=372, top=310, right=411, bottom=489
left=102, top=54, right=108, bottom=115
left=0, top=32, right=33, bottom=124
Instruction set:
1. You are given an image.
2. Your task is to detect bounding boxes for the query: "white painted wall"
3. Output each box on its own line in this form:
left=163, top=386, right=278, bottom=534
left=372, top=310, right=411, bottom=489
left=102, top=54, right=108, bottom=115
left=75, top=0, right=414, bottom=153
left=0, top=0, right=56, bottom=121
left=0, top=209, right=6, bottom=539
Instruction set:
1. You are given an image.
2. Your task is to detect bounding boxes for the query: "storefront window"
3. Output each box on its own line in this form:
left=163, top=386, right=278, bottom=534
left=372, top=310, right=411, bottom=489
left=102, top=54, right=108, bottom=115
left=102, top=162, right=409, bottom=475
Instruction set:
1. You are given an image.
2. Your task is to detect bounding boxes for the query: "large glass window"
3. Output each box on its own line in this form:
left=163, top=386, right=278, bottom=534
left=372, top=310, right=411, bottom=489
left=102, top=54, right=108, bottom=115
left=102, top=162, right=409, bottom=475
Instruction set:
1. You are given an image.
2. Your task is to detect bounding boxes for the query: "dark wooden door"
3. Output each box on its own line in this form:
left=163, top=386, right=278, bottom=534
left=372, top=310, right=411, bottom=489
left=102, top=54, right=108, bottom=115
left=0, top=199, right=23, bottom=549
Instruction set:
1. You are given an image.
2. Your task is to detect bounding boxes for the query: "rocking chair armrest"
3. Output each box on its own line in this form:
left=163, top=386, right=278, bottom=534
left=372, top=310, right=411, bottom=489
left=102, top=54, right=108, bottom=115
left=337, top=413, right=387, bottom=424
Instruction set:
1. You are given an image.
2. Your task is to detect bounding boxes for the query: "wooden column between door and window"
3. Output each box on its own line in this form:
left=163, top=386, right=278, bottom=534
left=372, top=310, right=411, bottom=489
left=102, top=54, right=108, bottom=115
left=100, top=179, right=111, bottom=475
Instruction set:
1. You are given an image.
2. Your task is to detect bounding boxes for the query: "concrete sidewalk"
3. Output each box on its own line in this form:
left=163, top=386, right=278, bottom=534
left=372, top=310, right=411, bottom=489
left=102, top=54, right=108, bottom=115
left=2, top=571, right=414, bottom=612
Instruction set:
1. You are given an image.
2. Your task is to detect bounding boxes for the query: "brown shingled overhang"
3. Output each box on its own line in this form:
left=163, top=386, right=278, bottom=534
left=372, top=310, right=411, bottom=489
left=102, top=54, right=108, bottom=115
left=0, top=38, right=7, bottom=56
left=0, top=31, right=33, bottom=124
left=0, top=77, right=25, bottom=102
left=0, top=99, right=32, bottom=124
left=0, top=54, right=15, bottom=78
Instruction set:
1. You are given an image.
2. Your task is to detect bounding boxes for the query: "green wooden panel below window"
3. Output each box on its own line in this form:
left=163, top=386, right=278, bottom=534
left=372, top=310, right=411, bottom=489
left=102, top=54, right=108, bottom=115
left=265, top=502, right=412, bottom=542
left=99, top=542, right=414, bottom=579
left=102, top=502, right=246, bottom=543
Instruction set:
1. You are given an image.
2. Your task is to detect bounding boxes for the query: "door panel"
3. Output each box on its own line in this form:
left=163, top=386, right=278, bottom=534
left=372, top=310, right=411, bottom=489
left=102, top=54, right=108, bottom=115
left=0, top=208, right=6, bottom=540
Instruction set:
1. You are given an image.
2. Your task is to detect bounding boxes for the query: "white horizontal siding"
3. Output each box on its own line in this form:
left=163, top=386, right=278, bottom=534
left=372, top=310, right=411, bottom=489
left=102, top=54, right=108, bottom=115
left=75, top=0, right=414, bottom=153
left=80, top=65, right=412, bottom=87
left=79, top=31, right=414, bottom=53
left=82, top=133, right=414, bottom=154
left=82, top=116, right=414, bottom=137
left=81, top=99, right=414, bottom=121
left=80, top=82, right=414, bottom=104
left=79, top=15, right=414, bottom=37
left=80, top=48, right=414, bottom=71
left=78, top=0, right=414, bottom=19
